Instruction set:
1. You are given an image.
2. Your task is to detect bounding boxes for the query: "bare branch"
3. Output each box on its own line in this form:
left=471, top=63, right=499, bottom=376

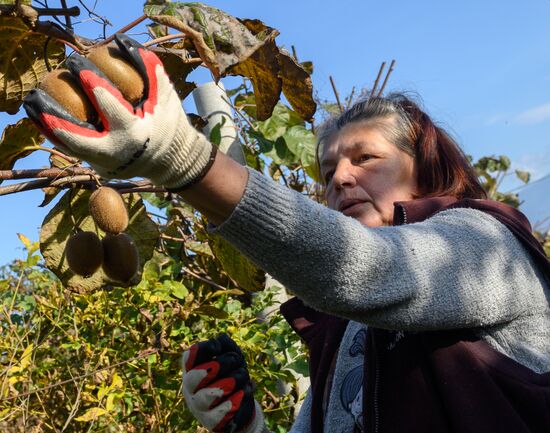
left=378, top=59, right=396, bottom=96
left=370, top=61, right=386, bottom=97
left=329, top=75, right=343, bottom=113
left=99, top=14, right=147, bottom=46
left=59, top=0, right=74, bottom=31
left=0, top=167, right=93, bottom=181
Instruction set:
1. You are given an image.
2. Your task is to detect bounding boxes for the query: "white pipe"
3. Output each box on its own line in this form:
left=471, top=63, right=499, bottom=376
left=192, top=81, right=246, bottom=165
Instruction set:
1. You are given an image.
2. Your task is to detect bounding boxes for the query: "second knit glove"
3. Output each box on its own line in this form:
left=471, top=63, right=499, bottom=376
left=182, top=334, right=268, bottom=433
left=23, top=34, right=215, bottom=190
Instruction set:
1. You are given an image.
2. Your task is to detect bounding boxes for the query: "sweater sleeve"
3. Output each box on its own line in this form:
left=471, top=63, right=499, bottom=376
left=210, top=169, right=549, bottom=331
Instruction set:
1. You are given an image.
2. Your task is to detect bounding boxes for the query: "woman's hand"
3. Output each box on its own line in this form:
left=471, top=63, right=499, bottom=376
left=182, top=334, right=267, bottom=433
left=23, top=34, right=215, bottom=190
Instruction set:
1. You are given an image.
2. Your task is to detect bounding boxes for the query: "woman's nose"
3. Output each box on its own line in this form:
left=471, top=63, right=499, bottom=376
left=332, top=161, right=356, bottom=190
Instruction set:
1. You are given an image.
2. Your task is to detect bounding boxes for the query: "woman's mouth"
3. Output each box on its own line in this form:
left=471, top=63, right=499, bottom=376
left=339, top=200, right=366, bottom=214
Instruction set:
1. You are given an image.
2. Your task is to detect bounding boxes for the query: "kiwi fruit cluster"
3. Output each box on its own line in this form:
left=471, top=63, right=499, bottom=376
left=39, top=44, right=145, bottom=123
left=65, top=187, right=140, bottom=284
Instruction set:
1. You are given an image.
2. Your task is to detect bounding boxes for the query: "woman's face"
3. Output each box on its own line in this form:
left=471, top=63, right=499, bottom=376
left=320, top=119, right=418, bottom=227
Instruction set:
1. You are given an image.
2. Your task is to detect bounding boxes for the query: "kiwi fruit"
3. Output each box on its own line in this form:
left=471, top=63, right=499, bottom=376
left=39, top=69, right=98, bottom=124
left=89, top=187, right=129, bottom=235
left=65, top=231, right=104, bottom=277
left=87, top=44, right=145, bottom=105
left=102, top=233, right=140, bottom=283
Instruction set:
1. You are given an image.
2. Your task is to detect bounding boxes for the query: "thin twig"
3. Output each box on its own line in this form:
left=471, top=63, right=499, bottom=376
left=182, top=267, right=227, bottom=292
left=49, top=174, right=95, bottom=187
left=276, top=165, right=289, bottom=188
left=370, top=61, right=386, bottom=97
left=346, top=86, right=356, bottom=109
left=291, top=45, right=298, bottom=61
left=117, top=187, right=165, bottom=194
left=329, top=75, right=343, bottom=113
left=99, top=14, right=147, bottom=46
left=143, top=32, right=186, bottom=47
left=220, top=95, right=256, bottom=131
left=38, top=146, right=79, bottom=163
left=378, top=59, right=396, bottom=97
left=0, top=349, right=158, bottom=402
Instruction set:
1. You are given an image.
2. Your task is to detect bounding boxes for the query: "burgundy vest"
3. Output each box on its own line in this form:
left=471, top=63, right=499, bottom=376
left=280, top=197, right=550, bottom=433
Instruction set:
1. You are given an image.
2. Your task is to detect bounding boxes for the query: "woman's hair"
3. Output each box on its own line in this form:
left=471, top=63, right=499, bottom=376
left=317, top=93, right=486, bottom=199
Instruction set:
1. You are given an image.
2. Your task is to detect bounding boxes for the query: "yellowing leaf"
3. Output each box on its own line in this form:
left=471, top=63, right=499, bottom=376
left=19, top=343, right=33, bottom=371
left=208, top=233, right=265, bottom=292
left=110, top=373, right=123, bottom=390
left=106, top=393, right=117, bottom=412
left=17, top=233, right=31, bottom=249
left=0, top=16, right=65, bottom=114
left=75, top=407, right=108, bottom=422
left=97, top=385, right=109, bottom=401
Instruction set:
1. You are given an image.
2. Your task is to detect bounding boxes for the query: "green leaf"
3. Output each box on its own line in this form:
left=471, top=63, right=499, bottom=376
left=0, top=16, right=65, bottom=113
left=255, top=103, right=304, bottom=141
left=285, top=359, right=309, bottom=377
left=265, top=137, right=294, bottom=165
left=209, top=117, right=226, bottom=146
left=499, top=155, right=511, bottom=171
left=283, top=125, right=317, bottom=167
left=515, top=169, right=530, bottom=184
left=168, top=281, right=188, bottom=300
left=193, top=305, right=229, bottom=319
left=0, top=118, right=44, bottom=175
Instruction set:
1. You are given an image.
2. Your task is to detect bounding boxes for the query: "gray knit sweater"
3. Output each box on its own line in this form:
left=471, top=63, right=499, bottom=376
left=211, top=169, right=550, bottom=432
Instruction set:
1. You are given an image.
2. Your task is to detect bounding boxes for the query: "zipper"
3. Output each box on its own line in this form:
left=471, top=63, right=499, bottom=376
left=401, top=206, right=408, bottom=225
left=367, top=329, right=381, bottom=433
left=373, top=345, right=380, bottom=433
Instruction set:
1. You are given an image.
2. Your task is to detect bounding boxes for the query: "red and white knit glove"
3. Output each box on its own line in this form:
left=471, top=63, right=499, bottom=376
left=182, top=334, right=268, bottom=433
left=23, top=34, right=215, bottom=190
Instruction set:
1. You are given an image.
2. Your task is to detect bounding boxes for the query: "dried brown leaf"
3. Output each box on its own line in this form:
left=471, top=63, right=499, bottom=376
left=0, top=16, right=65, bottom=114
left=278, top=50, right=316, bottom=122
left=0, top=118, right=44, bottom=173
left=145, top=3, right=265, bottom=81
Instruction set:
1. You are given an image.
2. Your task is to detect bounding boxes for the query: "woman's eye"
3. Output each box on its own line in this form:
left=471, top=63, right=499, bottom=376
left=356, top=154, right=372, bottom=163
left=324, top=170, right=334, bottom=183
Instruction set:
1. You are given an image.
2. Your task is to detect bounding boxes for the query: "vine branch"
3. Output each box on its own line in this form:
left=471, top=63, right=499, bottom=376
left=0, top=168, right=158, bottom=197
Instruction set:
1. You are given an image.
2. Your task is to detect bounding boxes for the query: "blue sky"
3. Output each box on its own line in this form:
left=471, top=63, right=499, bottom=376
left=1, top=0, right=550, bottom=265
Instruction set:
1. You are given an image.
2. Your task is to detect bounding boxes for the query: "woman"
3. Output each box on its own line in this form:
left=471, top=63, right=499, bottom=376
left=23, top=35, right=550, bottom=433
